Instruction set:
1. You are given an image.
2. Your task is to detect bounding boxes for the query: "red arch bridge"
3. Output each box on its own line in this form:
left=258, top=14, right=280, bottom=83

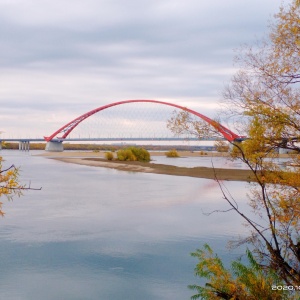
left=2, top=100, right=245, bottom=152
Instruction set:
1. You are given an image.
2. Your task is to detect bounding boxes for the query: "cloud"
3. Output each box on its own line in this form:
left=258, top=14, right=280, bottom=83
left=0, top=0, right=281, bottom=138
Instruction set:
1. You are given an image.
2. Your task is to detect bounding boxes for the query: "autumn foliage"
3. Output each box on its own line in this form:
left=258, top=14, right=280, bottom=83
left=0, top=157, right=24, bottom=216
left=221, top=0, right=300, bottom=288
left=117, top=147, right=150, bottom=162
left=190, top=244, right=293, bottom=300
left=165, top=149, right=180, bottom=157
left=167, top=0, right=300, bottom=297
left=105, top=151, right=114, bottom=160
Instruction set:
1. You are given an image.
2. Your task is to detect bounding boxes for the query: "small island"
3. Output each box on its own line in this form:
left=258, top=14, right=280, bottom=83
left=39, top=150, right=254, bottom=182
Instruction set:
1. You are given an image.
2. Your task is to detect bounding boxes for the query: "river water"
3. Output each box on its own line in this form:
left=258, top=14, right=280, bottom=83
left=0, top=150, right=250, bottom=300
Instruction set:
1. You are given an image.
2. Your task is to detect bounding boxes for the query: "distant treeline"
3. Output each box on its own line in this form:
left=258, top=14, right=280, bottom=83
left=3, top=143, right=119, bottom=151
left=2, top=142, right=214, bottom=152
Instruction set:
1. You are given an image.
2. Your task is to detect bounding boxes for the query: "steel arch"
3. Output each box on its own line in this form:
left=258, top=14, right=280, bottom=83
left=44, top=99, right=242, bottom=142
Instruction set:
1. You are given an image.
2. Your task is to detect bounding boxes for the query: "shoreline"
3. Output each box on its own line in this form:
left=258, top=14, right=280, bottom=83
left=37, top=150, right=231, bottom=158
left=38, top=151, right=254, bottom=182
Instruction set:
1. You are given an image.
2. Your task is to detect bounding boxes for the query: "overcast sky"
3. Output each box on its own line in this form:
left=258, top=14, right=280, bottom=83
left=0, top=0, right=283, bottom=139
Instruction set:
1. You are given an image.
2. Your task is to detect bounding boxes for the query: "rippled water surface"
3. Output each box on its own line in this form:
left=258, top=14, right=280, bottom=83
left=0, top=150, right=250, bottom=300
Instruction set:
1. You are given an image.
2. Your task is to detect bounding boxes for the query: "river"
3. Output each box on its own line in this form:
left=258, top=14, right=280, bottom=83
left=0, top=150, right=250, bottom=300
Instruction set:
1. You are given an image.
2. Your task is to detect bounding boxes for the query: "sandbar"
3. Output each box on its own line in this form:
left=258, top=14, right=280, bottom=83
left=38, top=151, right=254, bottom=182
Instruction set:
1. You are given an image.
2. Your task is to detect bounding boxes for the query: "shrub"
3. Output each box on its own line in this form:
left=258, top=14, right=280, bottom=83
left=214, top=140, right=230, bottom=152
left=128, top=147, right=150, bottom=162
left=105, top=152, right=114, bottom=160
left=116, top=147, right=150, bottom=162
left=117, top=149, right=136, bottom=161
left=165, top=149, right=179, bottom=158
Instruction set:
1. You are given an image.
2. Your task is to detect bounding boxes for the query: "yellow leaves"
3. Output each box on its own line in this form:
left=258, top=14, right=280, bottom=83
left=278, top=197, right=289, bottom=210
left=190, top=245, right=289, bottom=300
left=167, top=109, right=224, bottom=140
left=270, top=0, right=300, bottom=82
left=0, top=202, right=4, bottom=217
left=213, top=0, right=300, bottom=292
left=192, top=245, right=240, bottom=298
left=0, top=157, right=23, bottom=216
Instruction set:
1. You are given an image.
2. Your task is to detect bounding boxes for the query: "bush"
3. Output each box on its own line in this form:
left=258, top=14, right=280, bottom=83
left=117, top=149, right=136, bottom=161
left=165, top=149, right=179, bottom=158
left=105, top=152, right=114, bottom=160
left=116, top=147, right=150, bottom=162
left=214, top=140, right=230, bottom=152
left=129, top=147, right=150, bottom=162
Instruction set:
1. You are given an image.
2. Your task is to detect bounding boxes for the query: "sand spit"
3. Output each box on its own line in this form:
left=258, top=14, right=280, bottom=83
left=37, top=151, right=254, bottom=182
left=55, top=157, right=155, bottom=173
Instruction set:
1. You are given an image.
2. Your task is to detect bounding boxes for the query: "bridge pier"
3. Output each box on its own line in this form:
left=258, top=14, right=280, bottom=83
left=19, top=141, right=30, bottom=151
left=45, top=141, right=64, bottom=152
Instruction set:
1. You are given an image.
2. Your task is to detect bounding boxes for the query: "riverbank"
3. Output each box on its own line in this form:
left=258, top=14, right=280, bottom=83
left=37, top=150, right=230, bottom=158
left=38, top=151, right=254, bottom=182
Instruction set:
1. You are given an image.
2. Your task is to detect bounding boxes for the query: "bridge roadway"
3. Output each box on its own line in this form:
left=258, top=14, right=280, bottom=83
left=0, top=137, right=224, bottom=142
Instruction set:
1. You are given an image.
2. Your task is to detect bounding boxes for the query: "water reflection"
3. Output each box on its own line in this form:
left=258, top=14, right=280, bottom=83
left=0, top=150, right=250, bottom=300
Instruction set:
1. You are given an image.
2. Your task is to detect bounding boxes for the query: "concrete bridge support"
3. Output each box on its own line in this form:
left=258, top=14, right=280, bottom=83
left=19, top=141, right=30, bottom=151
left=45, top=141, right=64, bottom=152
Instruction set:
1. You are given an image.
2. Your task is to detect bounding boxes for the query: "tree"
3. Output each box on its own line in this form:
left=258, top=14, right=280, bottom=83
left=167, top=109, right=223, bottom=140
left=167, top=0, right=300, bottom=292
left=221, top=0, right=300, bottom=286
left=223, top=0, right=300, bottom=152
left=0, top=157, right=23, bottom=215
left=189, top=244, right=293, bottom=300
left=0, top=156, right=39, bottom=216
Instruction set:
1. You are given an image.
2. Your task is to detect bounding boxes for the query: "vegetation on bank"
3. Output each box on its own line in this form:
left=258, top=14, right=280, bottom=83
left=116, top=147, right=150, bottom=162
left=100, top=146, right=151, bottom=162
left=81, top=157, right=255, bottom=181
left=165, top=149, right=180, bottom=157
left=1, top=142, right=211, bottom=152
left=199, top=151, right=208, bottom=156
left=1, top=142, right=120, bottom=151
left=214, top=140, right=230, bottom=153
left=105, top=152, right=114, bottom=160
